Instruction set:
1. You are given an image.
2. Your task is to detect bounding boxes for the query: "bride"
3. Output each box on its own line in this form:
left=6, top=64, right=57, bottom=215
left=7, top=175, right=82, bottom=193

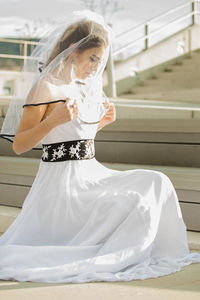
left=0, top=10, right=200, bottom=284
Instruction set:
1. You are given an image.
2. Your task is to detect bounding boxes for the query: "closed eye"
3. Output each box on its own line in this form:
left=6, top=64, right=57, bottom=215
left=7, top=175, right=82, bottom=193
left=90, top=57, right=97, bottom=62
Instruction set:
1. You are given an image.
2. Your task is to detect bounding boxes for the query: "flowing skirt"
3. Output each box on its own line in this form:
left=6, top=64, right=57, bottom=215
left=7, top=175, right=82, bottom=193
left=0, top=158, right=200, bottom=283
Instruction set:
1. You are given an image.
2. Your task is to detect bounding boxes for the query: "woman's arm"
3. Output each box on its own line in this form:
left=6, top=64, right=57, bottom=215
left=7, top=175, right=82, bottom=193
left=97, top=102, right=116, bottom=132
left=13, top=100, right=78, bottom=155
left=12, top=76, right=78, bottom=155
left=97, top=118, right=107, bottom=132
left=13, top=104, right=54, bottom=154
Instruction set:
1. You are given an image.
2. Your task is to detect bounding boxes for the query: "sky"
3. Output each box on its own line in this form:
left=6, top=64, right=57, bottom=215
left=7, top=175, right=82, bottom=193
left=0, top=0, right=188, bottom=38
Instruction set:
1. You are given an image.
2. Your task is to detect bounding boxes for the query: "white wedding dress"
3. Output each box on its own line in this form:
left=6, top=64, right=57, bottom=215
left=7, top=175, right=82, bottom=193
left=0, top=114, right=200, bottom=284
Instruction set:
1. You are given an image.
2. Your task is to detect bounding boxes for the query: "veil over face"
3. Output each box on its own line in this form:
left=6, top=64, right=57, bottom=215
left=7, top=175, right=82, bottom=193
left=0, top=10, right=114, bottom=149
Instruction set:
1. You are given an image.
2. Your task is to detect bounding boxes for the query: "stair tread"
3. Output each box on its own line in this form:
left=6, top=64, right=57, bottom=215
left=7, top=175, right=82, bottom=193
left=0, top=156, right=200, bottom=191
left=0, top=156, right=200, bottom=172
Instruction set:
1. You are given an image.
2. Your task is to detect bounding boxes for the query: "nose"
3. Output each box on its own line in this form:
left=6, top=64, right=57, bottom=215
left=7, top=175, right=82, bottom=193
left=90, top=62, right=98, bottom=72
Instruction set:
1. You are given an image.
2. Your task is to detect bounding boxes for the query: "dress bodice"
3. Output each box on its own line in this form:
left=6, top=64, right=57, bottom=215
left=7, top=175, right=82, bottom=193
left=40, top=81, right=105, bottom=145
left=41, top=116, right=99, bottom=145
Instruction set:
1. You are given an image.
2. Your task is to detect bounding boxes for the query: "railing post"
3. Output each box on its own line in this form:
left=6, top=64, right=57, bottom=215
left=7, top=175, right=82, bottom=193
left=19, top=42, right=23, bottom=57
left=106, top=23, right=117, bottom=98
left=23, top=41, right=27, bottom=66
left=188, top=29, right=192, bottom=57
left=144, top=22, right=150, bottom=50
left=191, top=0, right=197, bottom=25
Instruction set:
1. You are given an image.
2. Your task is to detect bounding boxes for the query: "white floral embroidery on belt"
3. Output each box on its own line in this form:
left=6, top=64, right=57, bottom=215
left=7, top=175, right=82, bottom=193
left=41, top=139, right=95, bottom=162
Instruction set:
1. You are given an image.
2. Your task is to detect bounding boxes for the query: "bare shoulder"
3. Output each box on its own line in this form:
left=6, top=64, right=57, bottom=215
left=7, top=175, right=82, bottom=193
left=16, top=78, right=54, bottom=134
left=26, top=77, right=55, bottom=104
left=16, top=77, right=66, bottom=134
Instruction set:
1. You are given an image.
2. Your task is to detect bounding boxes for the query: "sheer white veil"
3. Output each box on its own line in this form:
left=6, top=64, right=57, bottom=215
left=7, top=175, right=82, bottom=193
left=0, top=10, right=114, bottom=150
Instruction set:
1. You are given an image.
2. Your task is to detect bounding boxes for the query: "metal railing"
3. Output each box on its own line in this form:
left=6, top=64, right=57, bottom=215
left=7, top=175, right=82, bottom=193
left=1, top=1, right=199, bottom=63
left=0, top=38, right=43, bottom=65
left=111, top=98, right=200, bottom=111
left=113, top=0, right=200, bottom=58
left=107, top=0, right=200, bottom=96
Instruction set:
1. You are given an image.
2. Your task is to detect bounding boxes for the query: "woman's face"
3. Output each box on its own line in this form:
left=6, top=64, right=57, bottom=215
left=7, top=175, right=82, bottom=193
left=72, top=46, right=105, bottom=79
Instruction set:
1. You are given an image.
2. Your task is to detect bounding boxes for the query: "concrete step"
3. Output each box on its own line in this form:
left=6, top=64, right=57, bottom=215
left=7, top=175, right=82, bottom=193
left=132, top=86, right=185, bottom=94
left=159, top=67, right=200, bottom=75
left=96, top=117, right=200, bottom=168
left=127, top=83, right=198, bottom=93
left=129, top=94, right=200, bottom=103
left=113, top=98, right=200, bottom=119
left=132, top=82, right=200, bottom=94
left=0, top=205, right=21, bottom=234
left=114, top=102, right=194, bottom=119
left=103, top=162, right=200, bottom=187
left=144, top=78, right=200, bottom=86
left=1, top=157, right=200, bottom=190
left=164, top=63, right=200, bottom=70
left=127, top=50, right=200, bottom=97
left=2, top=117, right=200, bottom=168
left=122, top=90, right=200, bottom=103
left=0, top=204, right=199, bottom=250
left=2, top=97, right=200, bottom=124
left=179, top=56, right=200, bottom=64
left=138, top=87, right=200, bottom=95
left=2, top=117, right=200, bottom=167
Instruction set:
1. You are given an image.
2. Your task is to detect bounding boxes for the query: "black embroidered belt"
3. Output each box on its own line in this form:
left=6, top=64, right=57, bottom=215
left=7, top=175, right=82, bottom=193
left=41, top=139, right=95, bottom=162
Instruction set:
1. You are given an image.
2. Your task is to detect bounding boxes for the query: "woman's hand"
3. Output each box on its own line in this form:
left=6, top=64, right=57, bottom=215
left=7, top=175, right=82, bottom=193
left=97, top=100, right=116, bottom=131
left=104, top=100, right=116, bottom=124
left=48, top=98, right=78, bottom=127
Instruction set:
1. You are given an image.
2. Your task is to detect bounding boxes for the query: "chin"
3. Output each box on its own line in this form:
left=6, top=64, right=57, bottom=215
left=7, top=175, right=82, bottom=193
left=76, top=73, right=87, bottom=80
left=82, top=74, right=91, bottom=80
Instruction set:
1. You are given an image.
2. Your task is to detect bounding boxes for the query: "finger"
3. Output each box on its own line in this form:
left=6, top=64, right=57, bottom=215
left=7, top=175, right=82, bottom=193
left=67, top=102, right=74, bottom=110
left=72, top=100, right=78, bottom=107
left=73, top=112, right=78, bottom=119
left=65, top=97, right=71, bottom=106
left=106, top=102, right=110, bottom=108
left=73, top=104, right=78, bottom=110
left=70, top=107, right=75, bottom=113
left=104, top=103, right=110, bottom=109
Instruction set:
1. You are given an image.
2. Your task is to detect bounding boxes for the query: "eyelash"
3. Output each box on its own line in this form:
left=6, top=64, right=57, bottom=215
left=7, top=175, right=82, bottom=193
left=90, top=57, right=96, bottom=62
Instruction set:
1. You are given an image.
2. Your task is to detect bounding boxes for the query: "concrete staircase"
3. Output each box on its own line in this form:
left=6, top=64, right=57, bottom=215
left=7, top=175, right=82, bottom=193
left=120, top=50, right=200, bottom=103
left=95, top=118, right=200, bottom=167
left=1, top=92, right=200, bottom=232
